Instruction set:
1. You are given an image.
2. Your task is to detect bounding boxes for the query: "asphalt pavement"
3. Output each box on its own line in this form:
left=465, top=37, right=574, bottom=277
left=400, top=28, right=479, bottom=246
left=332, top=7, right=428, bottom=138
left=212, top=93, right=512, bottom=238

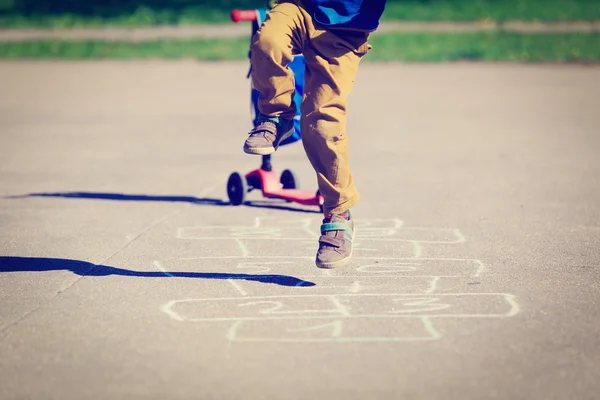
left=1, top=60, right=599, bottom=400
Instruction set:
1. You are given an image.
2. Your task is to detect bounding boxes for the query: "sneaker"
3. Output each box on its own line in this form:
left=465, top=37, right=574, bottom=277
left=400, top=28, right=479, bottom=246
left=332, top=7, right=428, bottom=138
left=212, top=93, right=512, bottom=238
left=315, top=212, right=354, bottom=269
left=243, top=117, right=295, bottom=155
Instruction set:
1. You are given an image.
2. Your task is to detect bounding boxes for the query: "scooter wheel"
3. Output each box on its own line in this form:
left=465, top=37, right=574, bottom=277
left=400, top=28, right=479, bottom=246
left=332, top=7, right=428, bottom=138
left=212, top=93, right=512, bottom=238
left=227, top=172, right=247, bottom=206
left=280, top=169, right=298, bottom=189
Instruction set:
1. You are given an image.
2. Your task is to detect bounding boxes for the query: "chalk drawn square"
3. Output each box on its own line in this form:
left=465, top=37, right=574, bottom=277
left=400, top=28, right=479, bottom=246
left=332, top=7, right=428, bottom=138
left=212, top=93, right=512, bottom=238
left=354, top=259, right=486, bottom=278
left=162, top=294, right=519, bottom=324
left=291, top=276, right=443, bottom=296
left=224, top=276, right=448, bottom=298
left=352, top=241, right=421, bottom=259
left=344, top=294, right=519, bottom=318
left=226, top=316, right=440, bottom=343
left=352, top=219, right=465, bottom=243
left=177, top=217, right=317, bottom=241
left=164, top=296, right=345, bottom=322
left=241, top=239, right=320, bottom=258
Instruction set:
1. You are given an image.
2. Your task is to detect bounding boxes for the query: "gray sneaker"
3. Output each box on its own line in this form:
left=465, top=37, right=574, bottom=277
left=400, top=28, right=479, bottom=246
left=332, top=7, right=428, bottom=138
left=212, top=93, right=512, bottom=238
left=243, top=118, right=294, bottom=155
left=315, top=214, right=355, bottom=269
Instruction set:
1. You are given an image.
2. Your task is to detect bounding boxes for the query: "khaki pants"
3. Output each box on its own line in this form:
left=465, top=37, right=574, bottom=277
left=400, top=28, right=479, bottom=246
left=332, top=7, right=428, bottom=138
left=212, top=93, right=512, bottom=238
left=250, top=0, right=371, bottom=215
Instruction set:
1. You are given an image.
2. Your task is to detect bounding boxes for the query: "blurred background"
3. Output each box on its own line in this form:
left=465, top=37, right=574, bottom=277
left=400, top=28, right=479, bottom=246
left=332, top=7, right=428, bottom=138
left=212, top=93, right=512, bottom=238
left=1, top=0, right=600, bottom=25
left=0, top=0, right=599, bottom=62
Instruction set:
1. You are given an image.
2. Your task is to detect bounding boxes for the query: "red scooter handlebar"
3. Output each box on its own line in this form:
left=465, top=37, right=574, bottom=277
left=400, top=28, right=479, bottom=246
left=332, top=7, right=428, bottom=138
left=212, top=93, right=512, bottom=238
left=231, top=9, right=257, bottom=22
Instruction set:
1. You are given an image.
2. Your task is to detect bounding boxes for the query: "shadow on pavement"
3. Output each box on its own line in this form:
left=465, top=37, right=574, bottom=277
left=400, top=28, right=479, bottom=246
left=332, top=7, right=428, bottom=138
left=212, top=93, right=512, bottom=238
left=8, top=191, right=230, bottom=205
left=8, top=191, right=321, bottom=214
left=0, top=256, right=316, bottom=287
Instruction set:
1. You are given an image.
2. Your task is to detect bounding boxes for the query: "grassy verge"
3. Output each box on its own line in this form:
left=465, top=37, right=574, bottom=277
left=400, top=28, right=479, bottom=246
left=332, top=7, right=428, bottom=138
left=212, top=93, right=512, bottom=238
left=1, top=1, right=600, bottom=28
left=0, top=32, right=599, bottom=63
left=368, top=32, right=600, bottom=62
left=382, top=0, right=600, bottom=22
left=0, top=37, right=251, bottom=60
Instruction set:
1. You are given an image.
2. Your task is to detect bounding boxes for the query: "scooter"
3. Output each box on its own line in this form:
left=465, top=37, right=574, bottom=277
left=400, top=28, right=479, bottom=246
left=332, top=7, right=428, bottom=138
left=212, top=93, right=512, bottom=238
left=227, top=7, right=324, bottom=213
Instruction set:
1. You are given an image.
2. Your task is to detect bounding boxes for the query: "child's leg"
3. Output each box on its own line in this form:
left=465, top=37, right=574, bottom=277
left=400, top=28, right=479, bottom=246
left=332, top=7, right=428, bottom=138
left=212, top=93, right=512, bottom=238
left=300, top=28, right=371, bottom=269
left=244, top=2, right=306, bottom=155
left=250, top=2, right=305, bottom=120
left=301, top=30, right=371, bottom=216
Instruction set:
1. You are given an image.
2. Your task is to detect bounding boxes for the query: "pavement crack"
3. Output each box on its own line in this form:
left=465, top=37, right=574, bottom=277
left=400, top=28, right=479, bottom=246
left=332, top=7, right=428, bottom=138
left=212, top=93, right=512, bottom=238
left=0, top=188, right=212, bottom=337
left=0, top=305, right=42, bottom=335
left=99, top=204, right=191, bottom=266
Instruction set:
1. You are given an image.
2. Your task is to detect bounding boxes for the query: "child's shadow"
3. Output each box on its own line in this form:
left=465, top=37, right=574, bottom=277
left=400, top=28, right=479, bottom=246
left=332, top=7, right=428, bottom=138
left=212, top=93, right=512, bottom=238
left=0, top=256, right=315, bottom=287
left=7, top=191, right=321, bottom=214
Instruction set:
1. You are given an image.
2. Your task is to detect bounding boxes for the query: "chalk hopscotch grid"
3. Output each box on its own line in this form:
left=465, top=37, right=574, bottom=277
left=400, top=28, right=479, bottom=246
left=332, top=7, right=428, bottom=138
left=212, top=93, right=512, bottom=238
left=162, top=293, right=520, bottom=321
left=158, top=217, right=519, bottom=343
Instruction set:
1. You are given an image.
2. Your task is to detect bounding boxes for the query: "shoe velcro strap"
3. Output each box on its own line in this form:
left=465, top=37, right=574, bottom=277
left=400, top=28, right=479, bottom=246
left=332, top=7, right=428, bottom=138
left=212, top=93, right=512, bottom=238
left=320, top=222, right=353, bottom=237
left=318, top=235, right=343, bottom=248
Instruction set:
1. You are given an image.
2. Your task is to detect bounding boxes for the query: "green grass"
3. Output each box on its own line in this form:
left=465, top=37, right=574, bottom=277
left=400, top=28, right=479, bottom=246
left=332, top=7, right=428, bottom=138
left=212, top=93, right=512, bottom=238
left=1, top=32, right=599, bottom=62
left=0, top=5, right=239, bottom=28
left=0, top=37, right=252, bottom=60
left=1, top=0, right=600, bottom=28
left=381, top=0, right=600, bottom=22
left=367, top=32, right=600, bottom=62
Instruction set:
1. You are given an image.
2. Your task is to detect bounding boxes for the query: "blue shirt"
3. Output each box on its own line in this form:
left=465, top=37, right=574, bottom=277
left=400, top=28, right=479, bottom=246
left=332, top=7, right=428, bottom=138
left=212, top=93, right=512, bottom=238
left=308, top=0, right=388, bottom=31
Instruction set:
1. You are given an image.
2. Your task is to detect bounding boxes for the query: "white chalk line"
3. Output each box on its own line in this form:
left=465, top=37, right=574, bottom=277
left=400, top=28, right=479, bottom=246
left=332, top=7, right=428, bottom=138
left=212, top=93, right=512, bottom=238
left=354, top=218, right=404, bottom=229
left=349, top=281, right=363, bottom=293
left=176, top=236, right=465, bottom=243
left=225, top=336, right=439, bottom=343
left=161, top=293, right=520, bottom=322
left=165, top=312, right=519, bottom=323
left=179, top=219, right=464, bottom=237
left=425, top=277, right=441, bottom=294
left=179, top=256, right=484, bottom=261
left=329, top=296, right=352, bottom=316
left=473, top=260, right=486, bottom=277
left=285, top=320, right=344, bottom=337
left=180, top=218, right=403, bottom=229
left=178, top=256, right=486, bottom=278
left=236, top=300, right=340, bottom=316
left=160, top=302, right=185, bottom=322
left=176, top=222, right=465, bottom=244
left=226, top=320, right=242, bottom=341
left=504, top=295, right=521, bottom=317
left=153, top=260, right=174, bottom=277
left=228, top=279, right=248, bottom=296
left=234, top=238, right=250, bottom=257
left=409, top=241, right=423, bottom=258
left=309, top=280, right=436, bottom=294
left=164, top=293, right=517, bottom=302
left=421, top=317, right=443, bottom=340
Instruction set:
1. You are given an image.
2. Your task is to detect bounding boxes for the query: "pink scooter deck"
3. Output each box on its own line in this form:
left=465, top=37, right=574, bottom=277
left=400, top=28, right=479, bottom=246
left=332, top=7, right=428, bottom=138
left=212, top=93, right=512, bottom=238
left=246, top=168, right=324, bottom=207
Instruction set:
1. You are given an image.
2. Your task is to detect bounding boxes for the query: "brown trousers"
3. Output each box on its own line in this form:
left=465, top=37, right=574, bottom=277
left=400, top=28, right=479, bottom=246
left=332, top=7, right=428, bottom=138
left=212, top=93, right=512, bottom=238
left=250, top=0, right=371, bottom=215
